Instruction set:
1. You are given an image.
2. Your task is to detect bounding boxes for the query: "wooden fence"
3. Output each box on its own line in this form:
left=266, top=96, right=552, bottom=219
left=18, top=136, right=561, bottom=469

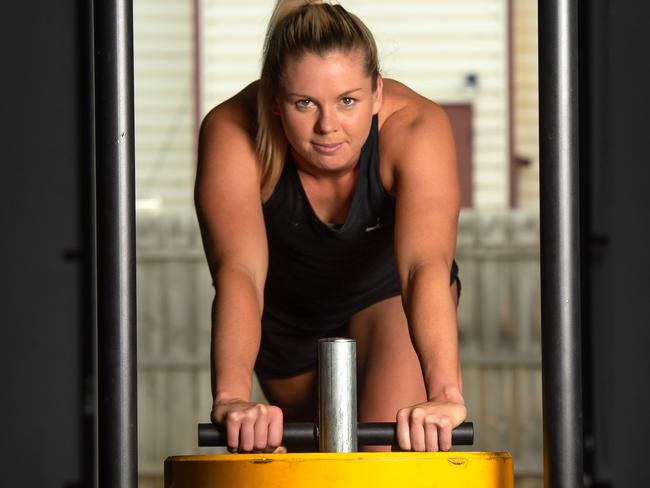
left=135, top=209, right=542, bottom=488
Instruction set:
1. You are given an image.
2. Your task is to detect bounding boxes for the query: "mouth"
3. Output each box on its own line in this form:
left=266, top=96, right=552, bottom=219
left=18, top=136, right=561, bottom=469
left=311, top=142, right=343, bottom=154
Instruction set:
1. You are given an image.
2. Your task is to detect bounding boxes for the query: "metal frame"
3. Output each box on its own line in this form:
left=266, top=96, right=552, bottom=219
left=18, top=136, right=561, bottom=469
left=92, top=0, right=584, bottom=485
left=539, top=1, right=584, bottom=487
left=93, top=0, right=138, bottom=486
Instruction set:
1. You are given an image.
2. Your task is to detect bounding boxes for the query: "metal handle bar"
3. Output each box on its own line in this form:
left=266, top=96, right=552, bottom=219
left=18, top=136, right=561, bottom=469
left=198, top=421, right=474, bottom=448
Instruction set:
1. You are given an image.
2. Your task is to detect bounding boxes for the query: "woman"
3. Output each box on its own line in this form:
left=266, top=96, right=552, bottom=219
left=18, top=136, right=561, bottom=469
left=195, top=0, right=466, bottom=453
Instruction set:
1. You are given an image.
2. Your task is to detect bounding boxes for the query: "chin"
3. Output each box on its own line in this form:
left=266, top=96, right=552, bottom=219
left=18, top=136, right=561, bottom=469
left=313, top=156, right=354, bottom=173
left=292, top=144, right=358, bottom=173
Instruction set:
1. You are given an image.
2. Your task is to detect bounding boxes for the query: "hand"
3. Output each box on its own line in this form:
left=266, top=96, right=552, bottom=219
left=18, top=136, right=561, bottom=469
left=396, top=398, right=467, bottom=452
left=211, top=398, right=286, bottom=453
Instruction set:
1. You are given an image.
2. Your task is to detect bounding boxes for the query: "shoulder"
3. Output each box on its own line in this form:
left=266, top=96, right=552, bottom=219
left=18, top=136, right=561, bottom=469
left=197, top=81, right=261, bottom=181
left=378, top=79, right=453, bottom=147
left=377, top=79, right=456, bottom=195
left=200, top=81, right=259, bottom=139
left=196, top=81, right=263, bottom=202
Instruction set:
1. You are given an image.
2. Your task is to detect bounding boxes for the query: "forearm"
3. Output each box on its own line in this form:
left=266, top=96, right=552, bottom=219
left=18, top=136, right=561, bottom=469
left=402, top=261, right=463, bottom=403
left=211, top=267, right=264, bottom=404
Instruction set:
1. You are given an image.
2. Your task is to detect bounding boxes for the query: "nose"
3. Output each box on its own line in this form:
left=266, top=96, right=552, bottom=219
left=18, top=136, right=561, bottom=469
left=316, top=107, right=339, bottom=134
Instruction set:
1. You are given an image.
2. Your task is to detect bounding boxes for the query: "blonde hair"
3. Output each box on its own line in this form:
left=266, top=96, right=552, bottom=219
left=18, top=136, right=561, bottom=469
left=257, top=1, right=380, bottom=195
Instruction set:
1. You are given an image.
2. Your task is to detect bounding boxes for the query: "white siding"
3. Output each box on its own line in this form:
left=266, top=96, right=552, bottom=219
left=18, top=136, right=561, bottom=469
left=200, top=2, right=270, bottom=112
left=513, top=0, right=540, bottom=209
left=134, top=0, right=195, bottom=213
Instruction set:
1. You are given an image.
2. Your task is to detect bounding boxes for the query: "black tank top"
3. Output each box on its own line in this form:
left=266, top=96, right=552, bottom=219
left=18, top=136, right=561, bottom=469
left=262, top=115, right=401, bottom=332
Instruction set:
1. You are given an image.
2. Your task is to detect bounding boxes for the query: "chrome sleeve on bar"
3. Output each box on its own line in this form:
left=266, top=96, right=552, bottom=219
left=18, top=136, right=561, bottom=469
left=318, top=338, right=357, bottom=452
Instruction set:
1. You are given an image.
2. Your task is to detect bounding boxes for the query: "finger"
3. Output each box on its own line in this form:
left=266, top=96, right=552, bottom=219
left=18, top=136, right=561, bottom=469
left=396, top=409, right=412, bottom=451
left=267, top=406, right=284, bottom=449
left=225, top=411, right=242, bottom=452
left=253, top=405, right=269, bottom=450
left=239, top=416, right=255, bottom=452
left=424, top=415, right=439, bottom=452
left=264, top=445, right=287, bottom=454
left=437, top=416, right=453, bottom=452
left=409, top=408, right=426, bottom=452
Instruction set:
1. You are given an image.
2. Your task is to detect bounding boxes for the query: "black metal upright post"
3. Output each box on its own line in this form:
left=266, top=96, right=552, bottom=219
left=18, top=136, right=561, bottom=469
left=93, top=0, right=138, bottom=486
left=538, top=1, right=583, bottom=487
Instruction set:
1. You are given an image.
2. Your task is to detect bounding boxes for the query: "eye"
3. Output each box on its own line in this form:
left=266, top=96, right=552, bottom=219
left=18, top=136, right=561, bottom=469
left=340, top=97, right=356, bottom=106
left=295, top=99, right=314, bottom=109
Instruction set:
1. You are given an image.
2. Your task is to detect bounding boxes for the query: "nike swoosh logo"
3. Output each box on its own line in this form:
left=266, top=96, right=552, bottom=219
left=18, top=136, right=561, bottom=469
left=365, top=218, right=381, bottom=232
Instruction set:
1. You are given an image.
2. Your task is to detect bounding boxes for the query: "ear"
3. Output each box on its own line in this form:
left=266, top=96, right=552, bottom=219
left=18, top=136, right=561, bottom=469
left=372, top=75, right=383, bottom=115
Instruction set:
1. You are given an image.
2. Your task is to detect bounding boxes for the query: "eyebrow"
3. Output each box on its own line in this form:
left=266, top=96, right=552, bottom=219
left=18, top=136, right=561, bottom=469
left=284, top=88, right=363, bottom=99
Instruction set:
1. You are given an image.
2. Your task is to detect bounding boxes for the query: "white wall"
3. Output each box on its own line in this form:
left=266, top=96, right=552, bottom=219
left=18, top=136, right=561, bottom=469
left=513, top=0, right=539, bottom=209
left=134, top=0, right=196, bottom=212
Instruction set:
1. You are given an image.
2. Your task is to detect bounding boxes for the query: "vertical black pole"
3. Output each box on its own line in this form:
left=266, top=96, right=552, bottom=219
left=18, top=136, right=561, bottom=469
left=539, top=1, right=583, bottom=487
left=93, top=0, right=138, bottom=486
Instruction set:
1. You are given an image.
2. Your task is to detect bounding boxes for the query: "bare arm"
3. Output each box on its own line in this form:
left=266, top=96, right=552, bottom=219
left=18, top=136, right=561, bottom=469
left=195, top=86, right=283, bottom=452
left=382, top=94, right=465, bottom=451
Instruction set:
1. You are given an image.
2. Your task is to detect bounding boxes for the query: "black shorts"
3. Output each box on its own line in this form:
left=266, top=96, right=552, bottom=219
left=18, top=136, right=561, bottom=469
left=254, top=316, right=351, bottom=379
left=254, top=263, right=460, bottom=379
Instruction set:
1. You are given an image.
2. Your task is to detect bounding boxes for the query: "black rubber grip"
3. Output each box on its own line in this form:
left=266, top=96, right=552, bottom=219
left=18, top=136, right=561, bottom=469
left=357, top=422, right=474, bottom=446
left=199, top=422, right=318, bottom=448
left=198, top=421, right=473, bottom=448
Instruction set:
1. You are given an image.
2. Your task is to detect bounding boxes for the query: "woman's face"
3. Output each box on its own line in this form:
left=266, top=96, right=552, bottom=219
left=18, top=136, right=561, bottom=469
left=275, top=49, right=383, bottom=175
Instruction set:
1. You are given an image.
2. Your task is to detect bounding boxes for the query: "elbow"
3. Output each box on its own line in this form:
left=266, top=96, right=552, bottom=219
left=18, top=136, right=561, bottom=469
left=401, top=259, right=455, bottom=307
left=405, top=259, right=454, bottom=285
left=212, top=262, right=266, bottom=309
